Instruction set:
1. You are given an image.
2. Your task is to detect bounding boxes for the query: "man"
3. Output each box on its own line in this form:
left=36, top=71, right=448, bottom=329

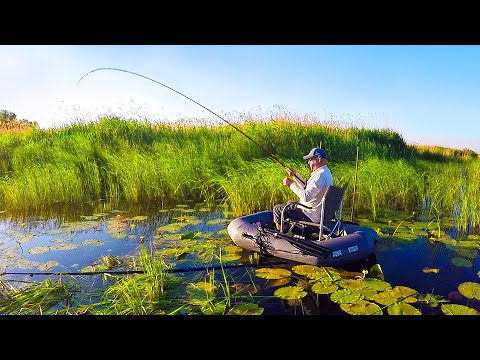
left=273, top=147, right=334, bottom=232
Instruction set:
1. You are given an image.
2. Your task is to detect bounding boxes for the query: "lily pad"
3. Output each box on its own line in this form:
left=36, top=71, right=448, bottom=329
left=441, top=304, right=480, bottom=315
left=451, top=257, right=473, bottom=267
left=362, top=278, right=392, bottom=292
left=458, top=282, right=480, bottom=300
left=387, top=302, right=421, bottom=315
left=311, top=281, right=338, bottom=295
left=227, top=303, right=264, bottom=315
left=29, top=246, right=50, bottom=254
left=330, top=288, right=361, bottom=304
left=273, top=286, right=308, bottom=300
left=340, top=299, right=383, bottom=315
left=255, top=267, right=292, bottom=280
left=371, top=286, right=417, bottom=306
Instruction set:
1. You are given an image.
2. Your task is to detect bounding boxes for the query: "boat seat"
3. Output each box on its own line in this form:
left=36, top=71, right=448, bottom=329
left=281, top=184, right=347, bottom=241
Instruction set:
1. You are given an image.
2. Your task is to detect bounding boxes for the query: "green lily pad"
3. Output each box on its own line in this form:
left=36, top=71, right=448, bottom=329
left=311, top=281, right=338, bottom=295
left=255, top=267, right=292, bottom=280
left=51, top=244, right=79, bottom=251
left=417, top=293, right=448, bottom=307
left=337, top=279, right=368, bottom=290
left=369, top=263, right=385, bottom=280
left=330, top=288, right=361, bottom=304
left=38, top=261, right=59, bottom=271
left=340, top=299, right=383, bottom=315
left=273, top=286, right=308, bottom=300
left=29, top=246, right=50, bottom=254
left=227, top=303, right=264, bottom=315
left=206, top=218, right=229, bottom=225
left=80, top=215, right=99, bottom=221
left=181, top=231, right=200, bottom=239
left=82, top=239, right=104, bottom=246
left=387, top=302, right=421, bottom=315
left=218, top=253, right=242, bottom=262
left=451, top=257, right=473, bottom=267
left=441, top=304, right=480, bottom=315
left=371, top=286, right=417, bottom=306
left=458, top=282, right=480, bottom=300
left=363, top=278, right=392, bottom=292
left=130, top=215, right=148, bottom=221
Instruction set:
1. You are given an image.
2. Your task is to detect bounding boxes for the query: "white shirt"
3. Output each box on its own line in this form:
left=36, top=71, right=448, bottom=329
left=288, top=165, right=334, bottom=223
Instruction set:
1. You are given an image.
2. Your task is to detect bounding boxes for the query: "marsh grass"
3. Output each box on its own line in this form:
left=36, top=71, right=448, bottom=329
left=0, top=112, right=478, bottom=233
left=91, top=245, right=184, bottom=315
left=0, top=278, right=75, bottom=315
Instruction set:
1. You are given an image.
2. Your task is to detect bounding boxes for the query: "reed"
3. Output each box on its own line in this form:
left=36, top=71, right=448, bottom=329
left=0, top=111, right=478, bottom=232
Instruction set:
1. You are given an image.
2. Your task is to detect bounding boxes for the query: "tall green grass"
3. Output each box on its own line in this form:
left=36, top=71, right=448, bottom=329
left=0, top=113, right=478, bottom=233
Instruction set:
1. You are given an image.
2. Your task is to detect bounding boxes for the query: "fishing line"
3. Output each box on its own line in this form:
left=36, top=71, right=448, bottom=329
left=76, top=67, right=306, bottom=185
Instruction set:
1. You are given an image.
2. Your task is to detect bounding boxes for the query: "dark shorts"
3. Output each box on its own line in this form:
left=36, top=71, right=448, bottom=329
left=273, top=201, right=312, bottom=226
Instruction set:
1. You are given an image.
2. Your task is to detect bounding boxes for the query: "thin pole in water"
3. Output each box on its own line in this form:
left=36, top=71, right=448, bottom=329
left=351, top=146, right=359, bottom=222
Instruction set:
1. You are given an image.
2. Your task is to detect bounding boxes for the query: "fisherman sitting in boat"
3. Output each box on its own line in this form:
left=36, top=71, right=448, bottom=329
left=273, top=147, right=333, bottom=233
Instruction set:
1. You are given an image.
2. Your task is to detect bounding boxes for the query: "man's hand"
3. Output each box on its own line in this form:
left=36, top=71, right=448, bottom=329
left=282, top=177, right=293, bottom=187
left=285, top=167, right=296, bottom=177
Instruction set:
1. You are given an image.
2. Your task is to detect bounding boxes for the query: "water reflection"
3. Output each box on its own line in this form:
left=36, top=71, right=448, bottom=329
left=1, top=202, right=479, bottom=315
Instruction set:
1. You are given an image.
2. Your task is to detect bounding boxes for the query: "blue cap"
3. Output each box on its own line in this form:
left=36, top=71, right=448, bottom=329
left=303, top=148, right=327, bottom=160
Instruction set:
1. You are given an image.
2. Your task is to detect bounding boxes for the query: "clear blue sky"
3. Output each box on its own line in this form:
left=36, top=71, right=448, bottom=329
left=1, top=45, right=479, bottom=152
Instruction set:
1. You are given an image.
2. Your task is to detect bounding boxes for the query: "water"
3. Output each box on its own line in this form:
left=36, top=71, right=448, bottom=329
left=1, top=201, right=479, bottom=315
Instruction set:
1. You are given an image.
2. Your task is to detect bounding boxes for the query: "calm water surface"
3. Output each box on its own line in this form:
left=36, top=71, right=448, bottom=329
left=1, top=201, right=479, bottom=315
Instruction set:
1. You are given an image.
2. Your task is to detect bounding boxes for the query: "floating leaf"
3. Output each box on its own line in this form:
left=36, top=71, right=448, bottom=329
left=311, top=281, right=338, bottom=295
left=337, top=279, right=367, bottom=291
left=266, top=277, right=292, bottom=288
left=223, top=245, right=243, bottom=253
left=387, top=302, right=421, bottom=315
left=93, top=213, right=109, bottom=217
left=227, top=303, right=264, bottom=315
left=230, top=283, right=258, bottom=295
left=199, top=300, right=226, bottom=315
left=29, top=246, right=50, bottom=254
left=82, top=239, right=104, bottom=246
left=362, top=278, right=392, bottom=292
left=359, top=288, right=379, bottom=301
left=340, top=299, right=383, bottom=315
left=273, top=286, right=308, bottom=300
left=422, top=267, right=440, bottom=274
left=38, top=261, right=59, bottom=271
left=206, top=218, right=229, bottom=225
left=51, top=244, right=79, bottom=251
left=458, top=282, right=480, bottom=300
left=157, top=222, right=189, bottom=233
left=102, top=255, right=121, bottom=269
left=330, top=288, right=361, bottom=304
left=191, top=281, right=217, bottom=293
left=417, top=293, right=448, bottom=307
left=218, top=253, right=242, bottom=262
left=441, top=304, right=480, bottom=315
left=181, top=231, right=200, bottom=239
left=371, top=286, right=417, bottom=306
left=255, top=267, right=292, bottom=280
left=451, top=257, right=473, bottom=267
left=291, top=264, right=323, bottom=278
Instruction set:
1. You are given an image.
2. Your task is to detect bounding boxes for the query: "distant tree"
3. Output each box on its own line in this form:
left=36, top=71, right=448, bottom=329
left=0, top=109, right=17, bottom=123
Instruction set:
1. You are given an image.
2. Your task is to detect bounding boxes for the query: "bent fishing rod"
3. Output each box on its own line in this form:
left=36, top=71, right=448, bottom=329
left=77, top=67, right=306, bottom=186
left=0, top=259, right=287, bottom=277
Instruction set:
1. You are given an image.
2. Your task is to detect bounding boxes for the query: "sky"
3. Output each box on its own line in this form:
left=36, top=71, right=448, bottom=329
left=1, top=45, right=479, bottom=152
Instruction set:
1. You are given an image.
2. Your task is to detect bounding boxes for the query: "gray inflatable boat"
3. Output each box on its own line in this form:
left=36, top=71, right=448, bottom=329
left=227, top=210, right=378, bottom=266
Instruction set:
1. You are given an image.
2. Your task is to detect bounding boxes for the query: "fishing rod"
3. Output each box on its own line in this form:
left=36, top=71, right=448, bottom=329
left=76, top=67, right=306, bottom=186
left=0, top=259, right=287, bottom=277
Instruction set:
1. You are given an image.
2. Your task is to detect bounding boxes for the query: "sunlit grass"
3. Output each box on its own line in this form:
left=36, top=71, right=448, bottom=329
left=0, top=111, right=478, bottom=233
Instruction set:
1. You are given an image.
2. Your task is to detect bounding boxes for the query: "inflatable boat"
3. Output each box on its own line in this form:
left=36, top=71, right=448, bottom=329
left=227, top=210, right=378, bottom=266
